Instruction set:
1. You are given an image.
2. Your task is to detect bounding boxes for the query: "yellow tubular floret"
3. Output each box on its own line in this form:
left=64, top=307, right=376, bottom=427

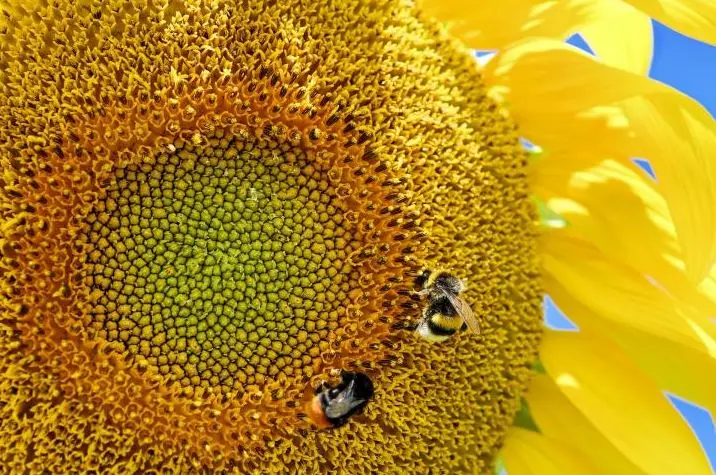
left=420, top=0, right=716, bottom=473
left=3, top=0, right=716, bottom=472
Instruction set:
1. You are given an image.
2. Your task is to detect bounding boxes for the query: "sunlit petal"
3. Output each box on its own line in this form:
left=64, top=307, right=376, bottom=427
left=579, top=1, right=653, bottom=74
left=540, top=329, right=714, bottom=475
left=624, top=0, right=716, bottom=46
left=533, top=159, right=716, bottom=317
left=488, top=38, right=716, bottom=280
left=419, top=0, right=652, bottom=62
left=503, top=427, right=600, bottom=475
left=541, top=229, right=716, bottom=345
left=527, top=374, right=644, bottom=474
left=546, top=273, right=716, bottom=416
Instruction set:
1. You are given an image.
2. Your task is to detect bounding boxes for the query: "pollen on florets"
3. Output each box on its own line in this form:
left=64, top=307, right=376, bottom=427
left=84, top=131, right=363, bottom=398
left=0, top=0, right=542, bottom=473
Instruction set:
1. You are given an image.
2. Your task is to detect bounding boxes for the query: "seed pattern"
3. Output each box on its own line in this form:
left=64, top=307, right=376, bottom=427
left=0, top=0, right=543, bottom=473
left=85, top=135, right=359, bottom=396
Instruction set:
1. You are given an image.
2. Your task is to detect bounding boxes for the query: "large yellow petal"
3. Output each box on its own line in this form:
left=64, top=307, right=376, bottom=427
left=579, top=2, right=653, bottom=74
left=622, top=95, right=716, bottom=282
left=488, top=38, right=716, bottom=280
left=537, top=162, right=716, bottom=410
left=545, top=273, right=716, bottom=417
left=534, top=159, right=678, bottom=272
left=602, top=317, right=716, bottom=417
left=485, top=39, right=661, bottom=113
left=624, top=0, right=716, bottom=46
left=541, top=229, right=716, bottom=346
left=534, top=158, right=716, bottom=317
left=540, top=329, right=714, bottom=475
left=527, top=374, right=644, bottom=474
left=502, top=428, right=600, bottom=475
left=418, top=0, right=653, bottom=64
left=418, top=0, right=583, bottom=50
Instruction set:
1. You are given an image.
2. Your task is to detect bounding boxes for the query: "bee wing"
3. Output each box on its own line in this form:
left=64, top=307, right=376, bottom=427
left=323, top=377, right=366, bottom=419
left=443, top=292, right=481, bottom=335
left=324, top=396, right=367, bottom=419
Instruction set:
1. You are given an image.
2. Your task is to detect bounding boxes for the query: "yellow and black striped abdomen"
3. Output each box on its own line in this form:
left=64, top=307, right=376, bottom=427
left=429, top=313, right=464, bottom=333
left=416, top=308, right=468, bottom=342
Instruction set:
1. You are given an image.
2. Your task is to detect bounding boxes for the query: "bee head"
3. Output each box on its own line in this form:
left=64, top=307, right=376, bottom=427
left=414, top=269, right=432, bottom=289
left=433, top=272, right=464, bottom=294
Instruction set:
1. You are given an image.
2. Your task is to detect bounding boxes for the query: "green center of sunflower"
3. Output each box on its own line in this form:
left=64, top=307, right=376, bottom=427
left=84, top=133, right=358, bottom=397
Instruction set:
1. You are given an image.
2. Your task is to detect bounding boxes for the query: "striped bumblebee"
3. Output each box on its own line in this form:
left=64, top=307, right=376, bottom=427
left=413, top=269, right=480, bottom=342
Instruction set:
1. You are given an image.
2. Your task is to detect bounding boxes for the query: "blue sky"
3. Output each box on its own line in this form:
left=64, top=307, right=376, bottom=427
left=650, top=21, right=716, bottom=120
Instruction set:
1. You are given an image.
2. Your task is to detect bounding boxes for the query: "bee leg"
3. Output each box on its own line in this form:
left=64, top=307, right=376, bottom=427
left=391, top=320, right=418, bottom=331
left=414, top=269, right=432, bottom=287
left=411, top=289, right=431, bottom=300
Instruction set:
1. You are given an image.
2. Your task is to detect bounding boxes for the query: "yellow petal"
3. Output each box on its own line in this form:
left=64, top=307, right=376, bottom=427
left=545, top=274, right=716, bottom=418
left=502, top=427, right=600, bottom=475
left=485, top=39, right=661, bottom=113
left=621, top=95, right=716, bottom=282
left=698, top=268, right=716, bottom=310
left=540, top=329, right=714, bottom=475
left=418, top=0, right=653, bottom=61
left=624, top=0, right=716, bottom=46
left=579, top=2, right=653, bottom=74
left=541, top=229, right=716, bottom=347
left=534, top=158, right=716, bottom=317
left=535, top=159, right=678, bottom=272
left=527, top=374, right=644, bottom=474
left=603, top=317, right=716, bottom=417
left=488, top=38, right=716, bottom=280
left=419, top=0, right=575, bottom=50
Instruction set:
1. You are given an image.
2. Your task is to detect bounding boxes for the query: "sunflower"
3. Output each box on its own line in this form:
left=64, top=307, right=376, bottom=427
left=1, top=0, right=715, bottom=473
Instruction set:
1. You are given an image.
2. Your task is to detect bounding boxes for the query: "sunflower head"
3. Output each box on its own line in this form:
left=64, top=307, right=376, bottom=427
left=0, top=0, right=542, bottom=472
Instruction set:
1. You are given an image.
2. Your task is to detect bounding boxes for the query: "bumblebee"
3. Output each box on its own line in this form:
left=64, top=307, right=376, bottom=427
left=413, top=269, right=480, bottom=342
left=306, top=370, right=374, bottom=429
